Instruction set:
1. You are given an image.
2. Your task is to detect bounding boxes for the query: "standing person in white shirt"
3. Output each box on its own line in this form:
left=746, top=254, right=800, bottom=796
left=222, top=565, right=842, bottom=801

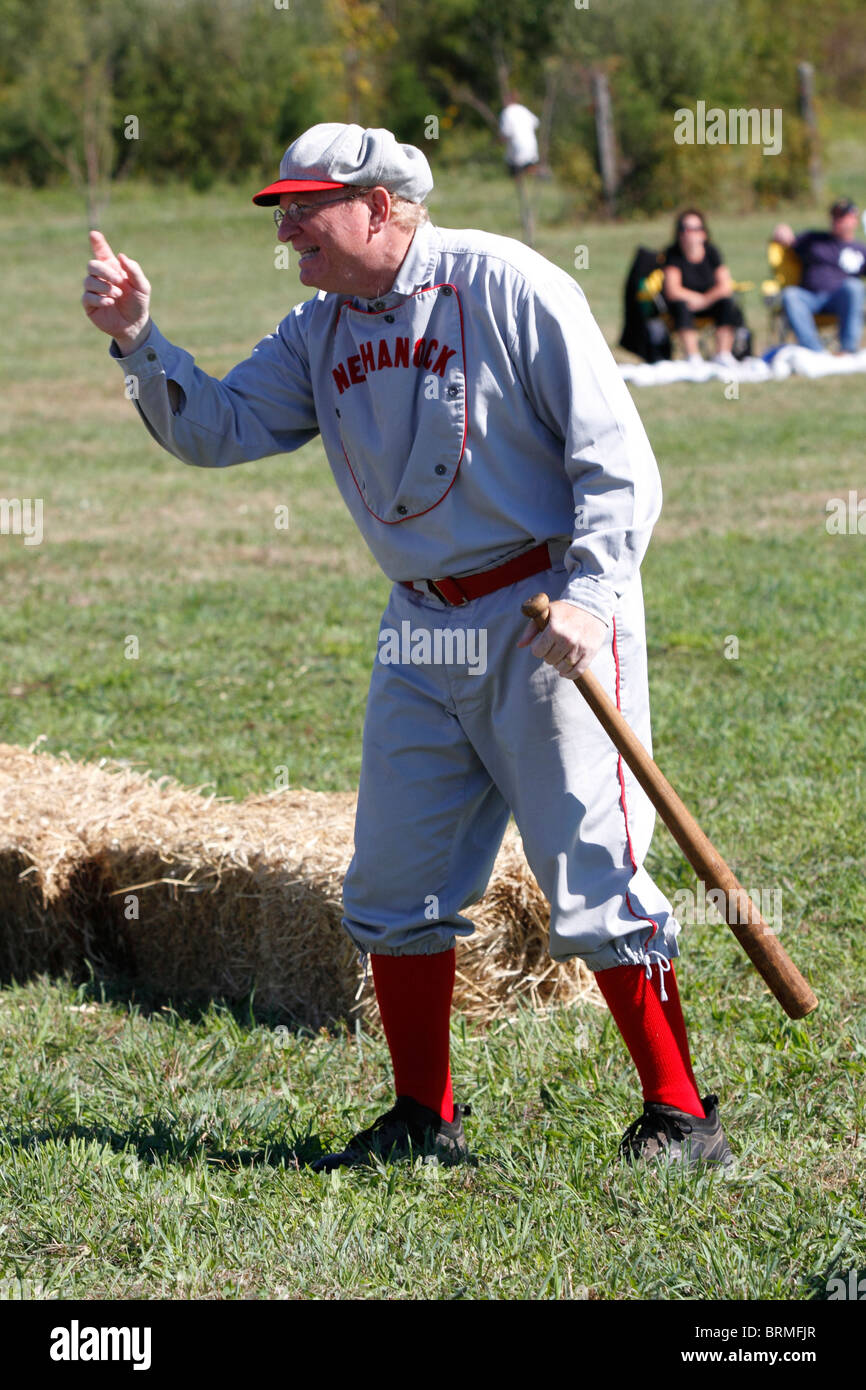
left=499, top=92, right=540, bottom=246
left=499, top=92, right=540, bottom=176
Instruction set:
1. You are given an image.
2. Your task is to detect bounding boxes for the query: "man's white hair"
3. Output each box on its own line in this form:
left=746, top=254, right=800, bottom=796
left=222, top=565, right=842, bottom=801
left=388, top=197, right=430, bottom=231
left=353, top=186, right=429, bottom=231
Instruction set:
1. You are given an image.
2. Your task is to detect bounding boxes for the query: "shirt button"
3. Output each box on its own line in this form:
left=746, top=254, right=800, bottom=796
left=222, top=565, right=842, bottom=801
left=435, top=464, right=447, bottom=475
left=447, top=385, right=459, bottom=398
left=396, top=504, right=408, bottom=515
left=146, top=351, right=157, bottom=361
left=372, top=300, right=386, bottom=311
left=335, top=408, right=341, bottom=417
left=384, top=314, right=395, bottom=323
left=441, top=286, right=453, bottom=296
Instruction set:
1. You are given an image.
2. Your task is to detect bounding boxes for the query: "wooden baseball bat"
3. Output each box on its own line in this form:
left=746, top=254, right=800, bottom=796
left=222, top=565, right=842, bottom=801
left=521, top=593, right=817, bottom=1020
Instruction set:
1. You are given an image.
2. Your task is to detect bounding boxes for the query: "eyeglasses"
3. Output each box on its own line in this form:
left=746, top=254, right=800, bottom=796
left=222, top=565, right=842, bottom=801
left=681, top=222, right=706, bottom=232
left=273, top=193, right=366, bottom=229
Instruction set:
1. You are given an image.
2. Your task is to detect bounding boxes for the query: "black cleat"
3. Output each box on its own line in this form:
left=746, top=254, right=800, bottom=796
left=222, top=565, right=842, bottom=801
left=312, top=1096, right=472, bottom=1173
left=618, top=1094, right=734, bottom=1170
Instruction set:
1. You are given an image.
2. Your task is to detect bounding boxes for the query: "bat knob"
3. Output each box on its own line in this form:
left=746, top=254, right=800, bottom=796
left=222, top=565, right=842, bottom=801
left=521, top=592, right=551, bottom=632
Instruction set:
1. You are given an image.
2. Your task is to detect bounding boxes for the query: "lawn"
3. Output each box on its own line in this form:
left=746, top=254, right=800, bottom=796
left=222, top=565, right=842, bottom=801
left=0, top=173, right=864, bottom=1306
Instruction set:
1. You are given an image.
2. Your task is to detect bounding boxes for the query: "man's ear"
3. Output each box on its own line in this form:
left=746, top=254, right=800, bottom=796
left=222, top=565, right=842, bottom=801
left=368, top=187, right=392, bottom=233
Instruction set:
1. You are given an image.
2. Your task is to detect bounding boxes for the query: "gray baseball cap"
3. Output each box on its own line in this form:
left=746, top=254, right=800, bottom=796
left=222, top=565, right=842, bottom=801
left=252, top=123, right=433, bottom=205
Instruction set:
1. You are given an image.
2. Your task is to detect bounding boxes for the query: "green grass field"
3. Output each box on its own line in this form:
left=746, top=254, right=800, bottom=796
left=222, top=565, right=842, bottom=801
left=1, top=168, right=864, bottom=1303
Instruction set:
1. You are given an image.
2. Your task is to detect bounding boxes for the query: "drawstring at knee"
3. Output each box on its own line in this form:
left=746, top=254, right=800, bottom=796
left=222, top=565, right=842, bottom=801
left=643, top=949, right=670, bottom=1003
left=354, top=950, right=370, bottom=1002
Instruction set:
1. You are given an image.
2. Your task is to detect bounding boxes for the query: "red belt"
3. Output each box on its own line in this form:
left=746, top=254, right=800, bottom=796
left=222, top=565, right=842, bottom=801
left=400, top=541, right=554, bottom=607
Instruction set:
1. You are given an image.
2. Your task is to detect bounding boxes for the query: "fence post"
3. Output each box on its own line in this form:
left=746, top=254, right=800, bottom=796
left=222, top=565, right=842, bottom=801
left=797, top=61, right=823, bottom=203
left=592, top=70, right=618, bottom=215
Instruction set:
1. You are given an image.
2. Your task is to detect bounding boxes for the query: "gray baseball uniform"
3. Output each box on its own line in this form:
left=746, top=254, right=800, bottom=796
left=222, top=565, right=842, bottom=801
left=110, top=219, right=680, bottom=974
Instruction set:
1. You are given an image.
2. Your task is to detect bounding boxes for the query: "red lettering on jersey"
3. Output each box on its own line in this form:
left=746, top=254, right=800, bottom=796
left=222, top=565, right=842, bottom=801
left=333, top=336, right=457, bottom=392
left=432, top=345, right=457, bottom=377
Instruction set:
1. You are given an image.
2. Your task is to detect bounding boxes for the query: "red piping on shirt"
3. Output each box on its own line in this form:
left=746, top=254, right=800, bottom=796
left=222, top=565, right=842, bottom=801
left=335, top=283, right=468, bottom=525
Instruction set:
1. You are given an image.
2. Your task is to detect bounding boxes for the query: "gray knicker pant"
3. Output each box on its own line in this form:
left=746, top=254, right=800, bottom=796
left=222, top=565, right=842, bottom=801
left=342, top=557, right=680, bottom=973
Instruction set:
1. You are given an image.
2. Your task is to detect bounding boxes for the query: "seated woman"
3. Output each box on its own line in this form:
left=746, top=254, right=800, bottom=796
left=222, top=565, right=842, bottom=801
left=663, top=209, right=744, bottom=365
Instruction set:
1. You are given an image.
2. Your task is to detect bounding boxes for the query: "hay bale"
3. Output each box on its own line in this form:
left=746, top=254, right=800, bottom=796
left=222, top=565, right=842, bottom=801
left=0, top=744, right=600, bottom=1027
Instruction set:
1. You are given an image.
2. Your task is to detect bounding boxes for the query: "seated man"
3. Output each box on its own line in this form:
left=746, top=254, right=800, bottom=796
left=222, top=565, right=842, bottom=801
left=773, top=198, right=866, bottom=354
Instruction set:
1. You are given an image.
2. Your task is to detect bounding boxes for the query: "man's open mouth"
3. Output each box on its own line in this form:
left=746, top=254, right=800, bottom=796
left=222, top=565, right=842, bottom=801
left=298, top=247, right=320, bottom=262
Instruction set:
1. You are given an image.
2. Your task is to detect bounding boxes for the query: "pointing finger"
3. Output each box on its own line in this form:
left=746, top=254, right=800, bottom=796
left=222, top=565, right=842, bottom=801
left=89, top=229, right=120, bottom=268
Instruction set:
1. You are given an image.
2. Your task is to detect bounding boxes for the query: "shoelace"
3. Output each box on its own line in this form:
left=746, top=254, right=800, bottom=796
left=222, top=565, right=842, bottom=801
left=352, top=1098, right=467, bottom=1152
left=347, top=1105, right=414, bottom=1155
left=622, top=1104, right=694, bottom=1152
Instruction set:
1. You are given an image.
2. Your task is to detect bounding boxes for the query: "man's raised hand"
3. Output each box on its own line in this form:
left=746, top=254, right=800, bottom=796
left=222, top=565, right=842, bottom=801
left=82, top=230, right=152, bottom=354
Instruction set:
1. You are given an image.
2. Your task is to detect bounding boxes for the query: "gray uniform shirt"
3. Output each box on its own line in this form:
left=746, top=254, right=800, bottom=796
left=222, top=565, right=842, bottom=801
left=111, top=220, right=662, bottom=626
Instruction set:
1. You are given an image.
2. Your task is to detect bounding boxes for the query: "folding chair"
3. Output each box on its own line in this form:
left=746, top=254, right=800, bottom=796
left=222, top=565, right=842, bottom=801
left=620, top=247, right=753, bottom=362
left=762, top=241, right=838, bottom=348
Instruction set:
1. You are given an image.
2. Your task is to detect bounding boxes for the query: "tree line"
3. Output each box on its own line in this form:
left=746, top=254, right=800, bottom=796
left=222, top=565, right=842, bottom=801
left=0, top=0, right=862, bottom=217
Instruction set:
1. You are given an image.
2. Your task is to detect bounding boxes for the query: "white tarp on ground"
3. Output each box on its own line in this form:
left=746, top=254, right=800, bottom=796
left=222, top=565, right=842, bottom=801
left=619, top=345, right=866, bottom=386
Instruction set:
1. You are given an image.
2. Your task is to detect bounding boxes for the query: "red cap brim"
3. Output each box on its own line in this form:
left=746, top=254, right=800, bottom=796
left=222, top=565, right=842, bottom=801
left=251, top=178, right=345, bottom=206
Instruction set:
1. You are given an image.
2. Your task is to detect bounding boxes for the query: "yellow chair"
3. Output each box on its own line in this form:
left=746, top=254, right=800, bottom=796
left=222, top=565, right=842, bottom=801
left=763, top=241, right=837, bottom=347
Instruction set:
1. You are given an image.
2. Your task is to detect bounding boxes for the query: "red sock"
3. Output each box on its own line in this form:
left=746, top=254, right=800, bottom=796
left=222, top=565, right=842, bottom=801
left=595, top=960, right=705, bottom=1117
left=370, top=950, right=455, bottom=1122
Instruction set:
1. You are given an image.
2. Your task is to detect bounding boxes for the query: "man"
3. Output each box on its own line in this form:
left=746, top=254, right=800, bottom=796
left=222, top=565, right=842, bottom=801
left=498, top=94, right=540, bottom=247
left=498, top=93, right=540, bottom=178
left=773, top=198, right=866, bottom=354
left=82, top=123, right=733, bottom=1172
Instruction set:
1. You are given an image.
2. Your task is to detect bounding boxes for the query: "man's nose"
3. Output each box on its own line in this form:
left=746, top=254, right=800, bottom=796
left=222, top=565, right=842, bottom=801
left=277, top=216, right=296, bottom=244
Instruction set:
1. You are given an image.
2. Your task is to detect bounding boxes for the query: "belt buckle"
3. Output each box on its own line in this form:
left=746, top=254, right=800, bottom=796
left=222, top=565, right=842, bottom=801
left=427, top=577, right=469, bottom=606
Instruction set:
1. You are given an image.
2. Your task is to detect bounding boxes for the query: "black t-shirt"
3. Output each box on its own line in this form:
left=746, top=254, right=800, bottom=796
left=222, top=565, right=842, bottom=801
left=663, top=241, right=722, bottom=294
